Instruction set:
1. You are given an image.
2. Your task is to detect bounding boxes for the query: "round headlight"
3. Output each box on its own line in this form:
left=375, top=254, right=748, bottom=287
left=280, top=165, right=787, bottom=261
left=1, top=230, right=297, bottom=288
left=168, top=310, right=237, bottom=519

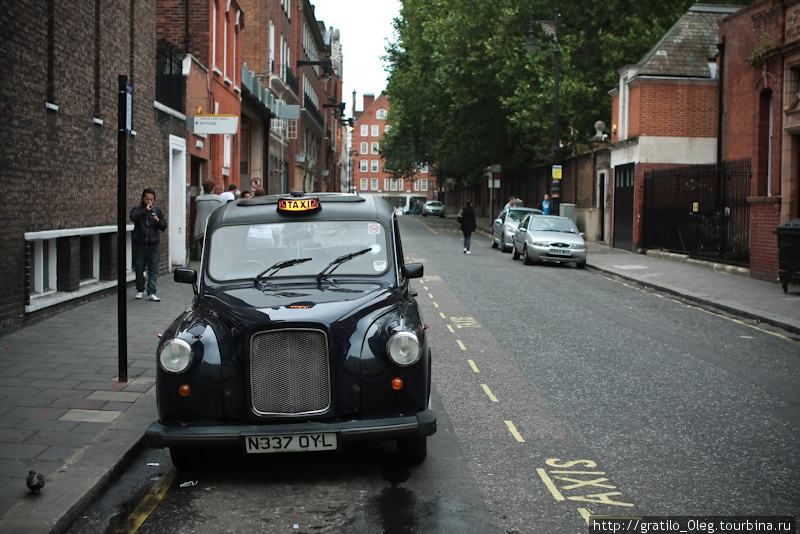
left=159, top=339, right=193, bottom=374
left=387, top=331, right=421, bottom=367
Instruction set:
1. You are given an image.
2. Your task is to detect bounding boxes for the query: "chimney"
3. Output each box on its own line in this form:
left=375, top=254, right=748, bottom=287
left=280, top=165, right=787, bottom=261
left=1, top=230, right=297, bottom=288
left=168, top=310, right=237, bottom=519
left=363, top=93, right=375, bottom=110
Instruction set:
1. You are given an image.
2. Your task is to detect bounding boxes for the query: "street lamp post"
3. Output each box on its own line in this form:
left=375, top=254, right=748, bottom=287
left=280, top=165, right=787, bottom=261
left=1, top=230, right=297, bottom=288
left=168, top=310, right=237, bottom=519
left=525, top=8, right=561, bottom=208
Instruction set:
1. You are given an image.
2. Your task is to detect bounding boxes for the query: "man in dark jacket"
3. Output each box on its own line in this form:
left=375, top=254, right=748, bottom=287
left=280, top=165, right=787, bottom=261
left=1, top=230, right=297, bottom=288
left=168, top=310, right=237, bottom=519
left=460, top=200, right=477, bottom=254
left=130, top=188, right=167, bottom=301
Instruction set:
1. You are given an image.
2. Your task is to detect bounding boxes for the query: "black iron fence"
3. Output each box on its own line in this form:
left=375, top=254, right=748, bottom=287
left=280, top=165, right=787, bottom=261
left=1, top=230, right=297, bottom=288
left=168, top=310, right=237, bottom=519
left=643, top=159, right=750, bottom=265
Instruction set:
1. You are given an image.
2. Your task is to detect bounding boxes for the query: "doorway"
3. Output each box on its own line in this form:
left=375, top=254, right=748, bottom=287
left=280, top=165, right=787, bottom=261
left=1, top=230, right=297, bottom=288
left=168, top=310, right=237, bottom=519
left=168, top=135, right=187, bottom=270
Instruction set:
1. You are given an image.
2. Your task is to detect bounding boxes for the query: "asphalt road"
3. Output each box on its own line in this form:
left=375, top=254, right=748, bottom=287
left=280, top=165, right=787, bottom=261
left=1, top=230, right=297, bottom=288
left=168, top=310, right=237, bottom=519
left=68, top=215, right=800, bottom=533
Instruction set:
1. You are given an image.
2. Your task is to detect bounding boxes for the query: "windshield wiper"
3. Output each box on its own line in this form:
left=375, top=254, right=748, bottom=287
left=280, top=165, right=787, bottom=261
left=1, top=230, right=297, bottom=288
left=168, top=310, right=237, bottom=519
left=316, top=248, right=372, bottom=283
left=254, top=258, right=312, bottom=283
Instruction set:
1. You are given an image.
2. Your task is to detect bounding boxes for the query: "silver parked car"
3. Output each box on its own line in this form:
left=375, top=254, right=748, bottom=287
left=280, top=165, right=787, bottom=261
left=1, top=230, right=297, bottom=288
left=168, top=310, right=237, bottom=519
left=512, top=215, right=587, bottom=268
left=492, top=207, right=543, bottom=252
left=422, top=200, right=445, bottom=217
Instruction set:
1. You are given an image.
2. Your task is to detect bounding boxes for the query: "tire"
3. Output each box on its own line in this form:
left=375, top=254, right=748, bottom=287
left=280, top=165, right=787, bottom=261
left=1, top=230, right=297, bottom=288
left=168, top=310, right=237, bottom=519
left=169, top=447, right=205, bottom=472
left=500, top=236, right=508, bottom=252
left=523, top=245, right=534, bottom=265
left=491, top=239, right=498, bottom=249
left=512, top=246, right=521, bottom=260
left=422, top=213, right=427, bottom=217
left=397, top=436, right=427, bottom=465
left=576, top=261, right=586, bottom=269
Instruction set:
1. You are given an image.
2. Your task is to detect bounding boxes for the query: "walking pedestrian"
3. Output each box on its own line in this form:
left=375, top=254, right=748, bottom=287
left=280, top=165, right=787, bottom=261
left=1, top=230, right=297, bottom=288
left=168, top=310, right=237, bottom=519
left=130, top=188, right=167, bottom=301
left=539, top=193, right=552, bottom=215
left=460, top=200, right=477, bottom=254
left=194, top=179, right=223, bottom=256
left=220, top=184, right=238, bottom=203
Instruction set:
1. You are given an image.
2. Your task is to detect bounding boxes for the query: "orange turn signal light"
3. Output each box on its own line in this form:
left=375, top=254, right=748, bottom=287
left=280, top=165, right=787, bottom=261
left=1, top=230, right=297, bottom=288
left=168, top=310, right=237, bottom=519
left=391, top=378, right=403, bottom=391
left=179, top=384, right=192, bottom=397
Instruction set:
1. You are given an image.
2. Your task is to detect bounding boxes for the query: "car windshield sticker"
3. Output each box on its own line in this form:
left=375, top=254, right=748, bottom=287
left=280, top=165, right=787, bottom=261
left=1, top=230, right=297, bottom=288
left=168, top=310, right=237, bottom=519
left=370, top=244, right=382, bottom=255
left=368, top=224, right=381, bottom=235
left=373, top=260, right=387, bottom=271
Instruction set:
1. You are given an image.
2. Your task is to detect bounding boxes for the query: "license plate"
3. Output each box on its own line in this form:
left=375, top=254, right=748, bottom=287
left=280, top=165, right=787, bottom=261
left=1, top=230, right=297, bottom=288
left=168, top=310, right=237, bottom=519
left=244, top=432, right=338, bottom=454
left=549, top=248, right=571, bottom=256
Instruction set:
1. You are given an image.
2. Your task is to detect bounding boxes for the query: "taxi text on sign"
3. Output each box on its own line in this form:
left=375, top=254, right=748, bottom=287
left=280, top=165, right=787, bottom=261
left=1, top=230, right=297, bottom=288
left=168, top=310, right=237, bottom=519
left=192, top=115, right=239, bottom=135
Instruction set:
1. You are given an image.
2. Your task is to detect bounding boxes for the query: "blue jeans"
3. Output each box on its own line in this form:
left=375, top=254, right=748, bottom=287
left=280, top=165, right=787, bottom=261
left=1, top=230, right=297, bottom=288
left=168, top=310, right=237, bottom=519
left=463, top=230, right=472, bottom=251
left=133, top=244, right=160, bottom=295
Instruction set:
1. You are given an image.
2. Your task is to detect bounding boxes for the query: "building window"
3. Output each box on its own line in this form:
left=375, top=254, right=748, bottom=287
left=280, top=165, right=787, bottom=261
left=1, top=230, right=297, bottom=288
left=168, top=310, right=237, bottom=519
left=361, top=125, right=368, bottom=136
left=377, top=109, right=387, bottom=119
left=371, top=125, right=379, bottom=136
left=421, top=179, right=428, bottom=191
left=26, top=226, right=134, bottom=313
left=384, top=178, right=390, bottom=190
left=371, top=142, right=379, bottom=154
left=758, top=89, right=774, bottom=197
left=371, top=178, right=378, bottom=190
left=360, top=160, right=368, bottom=172
left=371, top=160, right=379, bottom=172
left=155, top=39, right=186, bottom=112
left=399, top=179, right=404, bottom=191
left=420, top=164, right=429, bottom=173
left=360, top=142, right=368, bottom=154
left=360, top=178, right=368, bottom=190
left=390, top=178, right=398, bottom=191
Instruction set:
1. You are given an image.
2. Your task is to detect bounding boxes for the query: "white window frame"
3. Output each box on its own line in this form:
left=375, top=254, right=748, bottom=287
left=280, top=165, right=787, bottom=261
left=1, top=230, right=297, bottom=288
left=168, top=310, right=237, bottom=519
left=371, top=124, right=379, bottom=137
left=376, top=109, right=387, bottom=119
left=420, top=164, right=429, bottom=173
left=371, top=142, right=379, bottom=154
left=360, top=178, right=368, bottom=190
left=421, top=179, right=428, bottom=191
left=371, top=160, right=379, bottom=172
left=371, top=178, right=378, bottom=190
left=360, top=160, right=368, bottom=172
left=361, top=125, right=368, bottom=136
left=360, top=142, right=368, bottom=154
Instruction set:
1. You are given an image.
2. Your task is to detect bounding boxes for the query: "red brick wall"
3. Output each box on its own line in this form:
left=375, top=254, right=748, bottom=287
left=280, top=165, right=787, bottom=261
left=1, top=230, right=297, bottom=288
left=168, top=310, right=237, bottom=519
left=748, top=197, right=781, bottom=281
left=636, top=82, right=718, bottom=138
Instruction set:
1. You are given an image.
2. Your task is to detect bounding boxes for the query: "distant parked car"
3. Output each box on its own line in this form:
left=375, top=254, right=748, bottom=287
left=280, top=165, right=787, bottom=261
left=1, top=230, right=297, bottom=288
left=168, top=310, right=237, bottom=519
left=423, top=200, right=445, bottom=217
left=512, top=215, right=587, bottom=268
left=492, top=207, right=543, bottom=252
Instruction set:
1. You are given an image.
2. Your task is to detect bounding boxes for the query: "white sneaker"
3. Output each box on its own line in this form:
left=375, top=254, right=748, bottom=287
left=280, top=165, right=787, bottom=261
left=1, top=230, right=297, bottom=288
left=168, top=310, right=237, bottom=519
left=147, top=294, right=161, bottom=302
left=466, top=250, right=471, bottom=254
left=135, top=292, right=144, bottom=299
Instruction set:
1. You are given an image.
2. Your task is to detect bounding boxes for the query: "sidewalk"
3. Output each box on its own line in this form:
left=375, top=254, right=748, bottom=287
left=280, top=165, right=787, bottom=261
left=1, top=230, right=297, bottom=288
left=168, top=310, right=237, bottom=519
left=1, top=218, right=799, bottom=533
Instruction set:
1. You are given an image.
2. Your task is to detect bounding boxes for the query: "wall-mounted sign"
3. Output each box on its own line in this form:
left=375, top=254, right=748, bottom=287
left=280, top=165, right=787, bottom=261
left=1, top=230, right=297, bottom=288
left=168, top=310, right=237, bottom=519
left=552, top=165, right=563, bottom=180
left=191, top=115, right=239, bottom=135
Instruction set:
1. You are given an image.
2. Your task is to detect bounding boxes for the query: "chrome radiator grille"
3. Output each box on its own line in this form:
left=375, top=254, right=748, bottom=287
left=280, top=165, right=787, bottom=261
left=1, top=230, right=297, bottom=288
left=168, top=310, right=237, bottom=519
left=250, top=329, right=331, bottom=415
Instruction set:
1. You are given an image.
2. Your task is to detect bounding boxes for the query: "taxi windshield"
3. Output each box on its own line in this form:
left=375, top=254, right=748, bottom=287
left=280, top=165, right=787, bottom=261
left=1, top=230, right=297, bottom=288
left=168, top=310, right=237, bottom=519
left=207, top=220, right=391, bottom=282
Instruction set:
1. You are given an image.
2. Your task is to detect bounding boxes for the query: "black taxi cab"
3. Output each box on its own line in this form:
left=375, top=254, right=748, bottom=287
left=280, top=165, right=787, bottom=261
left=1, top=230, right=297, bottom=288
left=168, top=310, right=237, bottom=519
left=145, top=192, right=435, bottom=469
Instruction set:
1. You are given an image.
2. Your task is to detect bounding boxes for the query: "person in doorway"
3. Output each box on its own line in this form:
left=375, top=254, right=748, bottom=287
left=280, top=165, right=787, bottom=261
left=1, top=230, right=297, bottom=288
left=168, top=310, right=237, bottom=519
left=130, top=188, right=167, bottom=301
left=220, top=184, right=238, bottom=203
left=194, top=180, right=222, bottom=256
left=539, top=194, right=552, bottom=215
left=460, top=200, right=477, bottom=254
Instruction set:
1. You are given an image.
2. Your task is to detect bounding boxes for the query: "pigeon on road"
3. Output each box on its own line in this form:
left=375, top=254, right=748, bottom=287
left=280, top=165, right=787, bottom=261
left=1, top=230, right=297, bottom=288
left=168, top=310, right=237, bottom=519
left=26, top=471, right=45, bottom=493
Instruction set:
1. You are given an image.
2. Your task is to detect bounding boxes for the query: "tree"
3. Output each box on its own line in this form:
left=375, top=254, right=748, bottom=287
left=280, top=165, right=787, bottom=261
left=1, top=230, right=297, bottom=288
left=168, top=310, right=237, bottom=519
left=383, top=0, right=749, bottom=185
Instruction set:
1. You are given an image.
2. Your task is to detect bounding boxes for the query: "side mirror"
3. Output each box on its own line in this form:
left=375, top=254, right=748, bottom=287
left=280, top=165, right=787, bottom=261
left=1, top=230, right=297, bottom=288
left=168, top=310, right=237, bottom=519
left=403, top=263, right=424, bottom=279
left=174, top=268, right=197, bottom=285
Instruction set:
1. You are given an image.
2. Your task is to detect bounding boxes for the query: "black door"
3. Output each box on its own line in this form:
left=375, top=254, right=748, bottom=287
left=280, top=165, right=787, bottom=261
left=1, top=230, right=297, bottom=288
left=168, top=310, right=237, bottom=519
left=613, top=164, right=635, bottom=251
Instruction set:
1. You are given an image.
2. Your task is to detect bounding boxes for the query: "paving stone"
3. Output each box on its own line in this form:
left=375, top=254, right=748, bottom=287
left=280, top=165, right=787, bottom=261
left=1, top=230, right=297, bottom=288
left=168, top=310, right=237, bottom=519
left=59, top=409, right=121, bottom=423
left=0, top=443, right=48, bottom=461
left=24, top=430, right=95, bottom=448
left=6, top=406, right=68, bottom=420
left=87, top=391, right=141, bottom=403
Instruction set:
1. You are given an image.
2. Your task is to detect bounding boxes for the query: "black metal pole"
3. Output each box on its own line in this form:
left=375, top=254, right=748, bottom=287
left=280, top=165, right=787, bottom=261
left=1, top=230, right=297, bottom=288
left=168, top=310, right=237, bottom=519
left=117, top=75, right=128, bottom=382
left=552, top=8, right=561, bottom=211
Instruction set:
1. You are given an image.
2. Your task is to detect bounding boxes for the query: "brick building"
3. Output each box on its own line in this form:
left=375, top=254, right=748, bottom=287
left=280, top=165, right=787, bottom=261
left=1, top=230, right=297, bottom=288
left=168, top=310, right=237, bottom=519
left=0, top=1, right=185, bottom=334
left=719, top=0, right=800, bottom=281
left=608, top=4, right=740, bottom=251
left=351, top=93, right=436, bottom=210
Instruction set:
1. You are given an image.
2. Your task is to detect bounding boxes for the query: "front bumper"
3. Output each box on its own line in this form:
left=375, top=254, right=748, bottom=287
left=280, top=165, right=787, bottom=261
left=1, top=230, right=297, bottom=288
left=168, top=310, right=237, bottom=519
left=531, top=246, right=587, bottom=264
left=145, top=409, right=437, bottom=449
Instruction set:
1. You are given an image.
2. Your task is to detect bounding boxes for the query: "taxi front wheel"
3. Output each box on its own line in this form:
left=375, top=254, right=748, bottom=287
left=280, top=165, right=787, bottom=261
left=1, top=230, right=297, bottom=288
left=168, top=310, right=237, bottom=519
left=397, top=436, right=427, bottom=464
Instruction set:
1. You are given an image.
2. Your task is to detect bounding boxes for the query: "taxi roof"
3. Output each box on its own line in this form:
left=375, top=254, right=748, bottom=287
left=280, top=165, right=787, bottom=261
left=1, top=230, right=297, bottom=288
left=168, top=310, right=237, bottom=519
left=206, top=192, right=396, bottom=231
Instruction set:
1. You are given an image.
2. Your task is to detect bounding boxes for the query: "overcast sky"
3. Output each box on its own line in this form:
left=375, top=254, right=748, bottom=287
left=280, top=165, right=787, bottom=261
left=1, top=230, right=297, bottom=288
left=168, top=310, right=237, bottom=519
left=310, top=0, right=402, bottom=115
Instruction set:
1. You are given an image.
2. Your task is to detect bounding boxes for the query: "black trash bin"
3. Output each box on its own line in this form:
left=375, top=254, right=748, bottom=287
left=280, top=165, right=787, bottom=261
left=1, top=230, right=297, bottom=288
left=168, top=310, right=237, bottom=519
left=775, top=218, right=800, bottom=293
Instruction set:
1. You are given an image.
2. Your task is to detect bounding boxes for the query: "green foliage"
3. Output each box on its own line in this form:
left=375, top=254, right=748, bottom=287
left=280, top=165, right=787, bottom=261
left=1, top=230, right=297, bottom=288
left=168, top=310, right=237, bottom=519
left=383, top=0, right=749, bottom=184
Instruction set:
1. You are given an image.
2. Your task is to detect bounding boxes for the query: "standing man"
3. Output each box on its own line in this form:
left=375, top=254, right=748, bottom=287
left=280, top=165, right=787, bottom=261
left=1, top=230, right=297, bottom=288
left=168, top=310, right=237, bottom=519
left=194, top=180, right=223, bottom=257
left=460, top=200, right=477, bottom=254
left=503, top=196, right=516, bottom=210
left=539, top=194, right=552, bottom=215
left=130, top=188, right=167, bottom=301
left=220, top=184, right=238, bottom=203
